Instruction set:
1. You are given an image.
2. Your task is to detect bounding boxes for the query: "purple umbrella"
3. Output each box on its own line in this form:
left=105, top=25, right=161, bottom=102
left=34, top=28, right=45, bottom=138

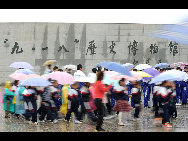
left=9, top=62, right=34, bottom=69
left=142, top=68, right=160, bottom=80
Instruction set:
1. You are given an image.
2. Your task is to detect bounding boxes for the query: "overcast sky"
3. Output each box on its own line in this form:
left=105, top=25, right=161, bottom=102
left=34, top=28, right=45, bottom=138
left=0, top=9, right=188, bottom=24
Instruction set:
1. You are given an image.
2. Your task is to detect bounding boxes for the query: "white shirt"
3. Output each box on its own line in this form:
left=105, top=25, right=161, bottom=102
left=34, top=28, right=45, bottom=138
left=44, top=68, right=52, bottom=74
left=157, top=87, right=172, bottom=98
left=74, top=70, right=86, bottom=79
left=88, top=73, right=97, bottom=83
left=113, top=86, right=128, bottom=94
left=22, top=89, right=35, bottom=96
left=153, top=86, right=160, bottom=95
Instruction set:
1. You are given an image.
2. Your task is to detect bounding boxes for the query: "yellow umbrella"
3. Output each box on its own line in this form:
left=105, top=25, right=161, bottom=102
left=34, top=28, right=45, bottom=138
left=136, top=71, right=152, bottom=77
left=131, top=71, right=152, bottom=78
left=43, top=60, right=56, bottom=66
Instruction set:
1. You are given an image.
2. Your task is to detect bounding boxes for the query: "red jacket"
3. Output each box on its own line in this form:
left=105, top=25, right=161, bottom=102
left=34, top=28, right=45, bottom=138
left=93, top=81, right=112, bottom=99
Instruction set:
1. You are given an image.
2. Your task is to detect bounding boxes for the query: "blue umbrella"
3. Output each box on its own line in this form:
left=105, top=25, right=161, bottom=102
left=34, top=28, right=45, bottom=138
left=9, top=62, right=34, bottom=69
left=96, top=62, right=132, bottom=76
left=153, top=63, right=170, bottom=69
left=96, top=62, right=112, bottom=68
left=122, top=63, right=134, bottom=70
left=21, top=77, right=52, bottom=87
left=14, top=69, right=35, bottom=75
left=149, top=70, right=188, bottom=84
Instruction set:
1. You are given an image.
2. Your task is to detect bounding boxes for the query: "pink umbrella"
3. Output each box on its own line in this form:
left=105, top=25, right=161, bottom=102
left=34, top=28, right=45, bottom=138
left=110, top=71, right=141, bottom=81
left=22, top=74, right=41, bottom=80
left=9, top=73, right=27, bottom=80
left=180, top=63, right=188, bottom=69
left=45, top=71, right=75, bottom=85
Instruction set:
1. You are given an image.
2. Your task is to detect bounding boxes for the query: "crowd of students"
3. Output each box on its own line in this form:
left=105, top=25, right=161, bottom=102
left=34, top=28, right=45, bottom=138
left=2, top=63, right=188, bottom=131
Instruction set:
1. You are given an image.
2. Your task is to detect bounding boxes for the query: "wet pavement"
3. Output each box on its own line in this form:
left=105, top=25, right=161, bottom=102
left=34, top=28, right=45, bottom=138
left=1, top=101, right=188, bottom=132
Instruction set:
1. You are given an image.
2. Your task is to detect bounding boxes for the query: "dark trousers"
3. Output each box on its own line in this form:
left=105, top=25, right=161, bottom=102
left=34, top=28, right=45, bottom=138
left=80, top=102, right=97, bottom=122
left=51, top=109, right=58, bottom=120
left=65, top=105, right=81, bottom=121
left=169, top=101, right=177, bottom=118
left=132, top=95, right=140, bottom=118
left=161, top=102, right=170, bottom=124
left=39, top=104, right=54, bottom=122
left=105, top=95, right=112, bottom=115
left=94, top=98, right=104, bottom=130
left=25, top=101, right=37, bottom=122
left=153, top=95, right=159, bottom=117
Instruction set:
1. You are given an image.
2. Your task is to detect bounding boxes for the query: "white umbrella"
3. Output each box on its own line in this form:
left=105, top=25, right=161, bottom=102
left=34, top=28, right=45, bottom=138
left=149, top=69, right=188, bottom=84
left=135, top=64, right=152, bottom=70
left=63, top=64, right=77, bottom=70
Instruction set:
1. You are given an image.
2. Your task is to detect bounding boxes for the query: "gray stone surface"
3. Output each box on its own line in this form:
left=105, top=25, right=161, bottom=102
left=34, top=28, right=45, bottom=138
left=0, top=23, right=187, bottom=84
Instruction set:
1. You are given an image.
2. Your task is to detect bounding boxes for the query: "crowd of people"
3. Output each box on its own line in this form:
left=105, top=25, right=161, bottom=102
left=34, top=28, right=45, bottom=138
left=2, top=63, right=188, bottom=132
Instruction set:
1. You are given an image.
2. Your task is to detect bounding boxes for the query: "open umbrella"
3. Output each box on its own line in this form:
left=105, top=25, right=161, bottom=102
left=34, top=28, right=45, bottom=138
left=180, top=63, right=188, bottom=69
left=22, top=74, right=41, bottom=80
left=122, top=63, right=134, bottom=70
left=96, top=62, right=132, bottom=76
left=135, top=71, right=152, bottom=78
left=96, top=62, right=112, bottom=68
left=142, top=68, right=160, bottom=80
left=45, top=71, right=75, bottom=85
left=43, top=60, right=56, bottom=66
left=14, top=69, right=35, bottom=75
left=153, top=63, right=170, bottom=69
left=21, top=77, right=52, bottom=87
left=9, top=73, right=27, bottom=80
left=9, top=62, right=34, bottom=69
left=41, top=74, right=50, bottom=78
left=170, top=62, right=184, bottom=68
left=63, top=64, right=77, bottom=70
left=109, top=71, right=142, bottom=81
left=102, top=72, right=120, bottom=87
left=149, top=69, right=188, bottom=84
left=135, top=64, right=152, bottom=70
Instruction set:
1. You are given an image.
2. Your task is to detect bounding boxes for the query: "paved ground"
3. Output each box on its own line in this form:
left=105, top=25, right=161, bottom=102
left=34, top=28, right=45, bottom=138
left=1, top=101, right=188, bottom=132
left=1, top=86, right=188, bottom=132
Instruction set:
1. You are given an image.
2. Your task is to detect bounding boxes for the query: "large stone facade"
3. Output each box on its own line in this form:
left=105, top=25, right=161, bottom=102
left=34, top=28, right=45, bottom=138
left=0, top=23, right=187, bottom=84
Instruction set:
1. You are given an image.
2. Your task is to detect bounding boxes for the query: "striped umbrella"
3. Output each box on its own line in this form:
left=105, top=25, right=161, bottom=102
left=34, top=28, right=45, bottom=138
left=171, top=62, right=185, bottom=68
left=180, top=63, right=188, bottom=69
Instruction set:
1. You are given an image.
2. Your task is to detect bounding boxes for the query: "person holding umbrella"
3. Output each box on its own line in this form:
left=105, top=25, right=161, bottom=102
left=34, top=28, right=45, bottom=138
left=79, top=81, right=97, bottom=122
left=45, top=64, right=53, bottom=74
left=113, top=78, right=131, bottom=126
left=43, top=60, right=56, bottom=74
left=93, top=71, right=112, bottom=132
left=38, top=83, right=58, bottom=124
left=179, top=65, right=188, bottom=105
left=22, top=86, right=38, bottom=125
left=64, top=82, right=82, bottom=124
left=156, top=81, right=173, bottom=127
left=4, top=81, right=17, bottom=118
left=131, top=80, right=141, bottom=119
